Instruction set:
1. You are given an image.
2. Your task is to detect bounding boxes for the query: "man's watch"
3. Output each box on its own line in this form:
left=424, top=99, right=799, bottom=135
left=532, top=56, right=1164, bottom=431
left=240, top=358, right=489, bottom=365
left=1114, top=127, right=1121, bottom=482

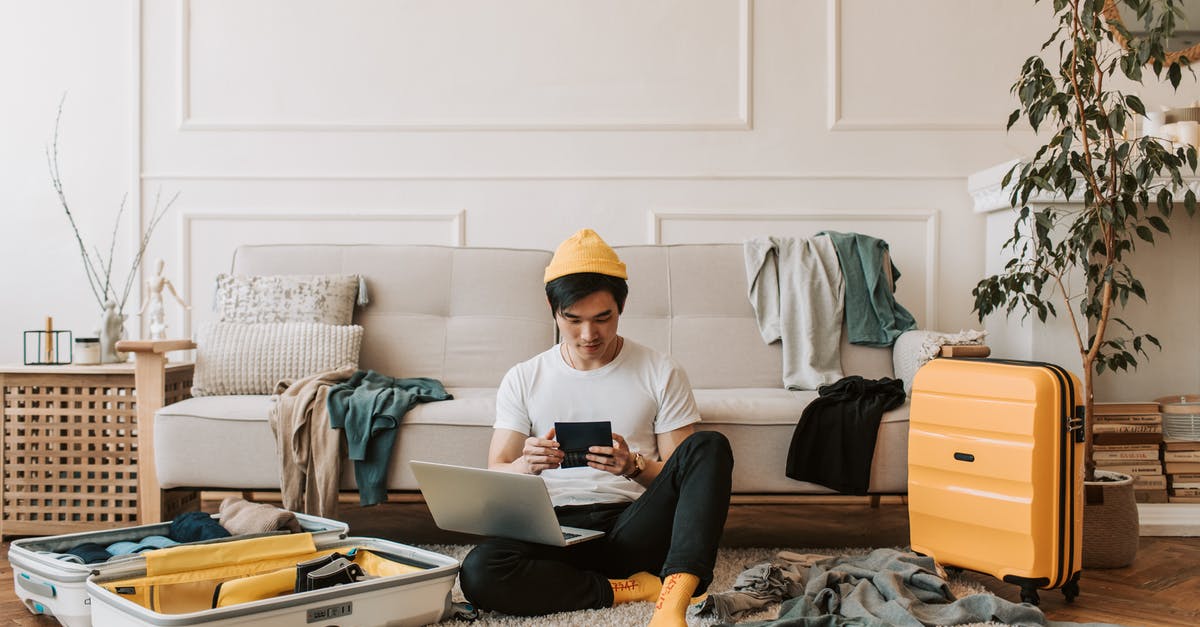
left=623, top=452, right=646, bottom=480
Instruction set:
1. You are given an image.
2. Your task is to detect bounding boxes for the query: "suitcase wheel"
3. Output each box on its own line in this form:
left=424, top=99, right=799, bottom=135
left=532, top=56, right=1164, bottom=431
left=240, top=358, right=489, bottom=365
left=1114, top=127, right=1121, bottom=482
left=1062, top=573, right=1081, bottom=603
left=1019, top=584, right=1040, bottom=606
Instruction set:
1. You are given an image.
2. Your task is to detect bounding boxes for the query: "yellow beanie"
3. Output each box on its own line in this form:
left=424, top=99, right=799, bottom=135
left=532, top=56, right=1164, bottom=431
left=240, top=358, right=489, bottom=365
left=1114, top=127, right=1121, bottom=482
left=544, top=229, right=628, bottom=283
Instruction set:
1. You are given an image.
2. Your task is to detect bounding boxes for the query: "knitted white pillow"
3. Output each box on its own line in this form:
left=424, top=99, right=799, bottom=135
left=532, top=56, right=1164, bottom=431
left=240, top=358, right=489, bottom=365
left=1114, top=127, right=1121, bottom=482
left=192, top=322, right=363, bottom=396
left=214, top=274, right=364, bottom=325
left=893, top=329, right=988, bottom=395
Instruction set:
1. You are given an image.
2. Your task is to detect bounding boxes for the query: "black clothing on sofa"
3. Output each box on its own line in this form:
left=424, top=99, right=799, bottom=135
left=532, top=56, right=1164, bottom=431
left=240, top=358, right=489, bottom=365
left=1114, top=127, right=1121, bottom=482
left=785, top=376, right=906, bottom=496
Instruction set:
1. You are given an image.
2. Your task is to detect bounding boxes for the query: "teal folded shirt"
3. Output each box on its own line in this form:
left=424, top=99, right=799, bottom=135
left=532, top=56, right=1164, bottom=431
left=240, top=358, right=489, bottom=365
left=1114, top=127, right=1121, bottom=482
left=820, top=231, right=917, bottom=347
left=327, top=371, right=452, bottom=506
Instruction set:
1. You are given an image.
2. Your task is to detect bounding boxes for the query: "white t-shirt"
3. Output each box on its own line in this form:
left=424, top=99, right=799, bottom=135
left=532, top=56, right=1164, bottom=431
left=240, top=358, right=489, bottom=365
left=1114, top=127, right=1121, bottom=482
left=494, top=338, right=701, bottom=506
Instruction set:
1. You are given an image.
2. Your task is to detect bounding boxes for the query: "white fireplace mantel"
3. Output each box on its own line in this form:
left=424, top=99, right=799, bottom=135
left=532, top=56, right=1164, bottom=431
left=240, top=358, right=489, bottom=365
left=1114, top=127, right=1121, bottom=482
left=968, top=161, right=1200, bottom=536
left=969, top=159, right=1200, bottom=214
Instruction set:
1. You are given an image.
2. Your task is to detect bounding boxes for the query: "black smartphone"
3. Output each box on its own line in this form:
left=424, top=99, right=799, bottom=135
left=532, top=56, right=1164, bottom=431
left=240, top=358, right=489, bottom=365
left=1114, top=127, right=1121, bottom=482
left=554, top=421, right=613, bottom=468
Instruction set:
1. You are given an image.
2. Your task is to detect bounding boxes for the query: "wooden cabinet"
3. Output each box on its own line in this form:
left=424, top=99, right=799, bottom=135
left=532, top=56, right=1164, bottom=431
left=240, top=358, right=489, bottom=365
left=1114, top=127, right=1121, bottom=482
left=0, top=362, right=196, bottom=537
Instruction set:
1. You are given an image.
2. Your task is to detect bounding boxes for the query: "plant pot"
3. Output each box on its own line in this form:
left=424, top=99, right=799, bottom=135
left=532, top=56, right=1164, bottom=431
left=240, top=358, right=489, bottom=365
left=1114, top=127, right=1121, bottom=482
left=1082, top=469, right=1139, bottom=569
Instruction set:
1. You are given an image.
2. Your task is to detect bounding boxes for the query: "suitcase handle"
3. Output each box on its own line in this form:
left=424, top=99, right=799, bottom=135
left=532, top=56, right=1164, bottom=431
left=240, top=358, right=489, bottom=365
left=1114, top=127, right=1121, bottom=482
left=17, top=573, right=56, bottom=599
left=1069, top=405, right=1085, bottom=442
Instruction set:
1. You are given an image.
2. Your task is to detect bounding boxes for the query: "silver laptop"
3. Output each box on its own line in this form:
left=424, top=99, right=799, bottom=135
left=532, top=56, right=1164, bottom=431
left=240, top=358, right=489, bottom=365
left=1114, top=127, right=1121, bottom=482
left=409, top=460, right=605, bottom=546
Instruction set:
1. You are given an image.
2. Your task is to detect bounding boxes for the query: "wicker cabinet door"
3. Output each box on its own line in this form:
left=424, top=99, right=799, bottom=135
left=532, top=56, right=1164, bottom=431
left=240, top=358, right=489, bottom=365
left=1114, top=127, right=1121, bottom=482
left=0, top=365, right=193, bottom=537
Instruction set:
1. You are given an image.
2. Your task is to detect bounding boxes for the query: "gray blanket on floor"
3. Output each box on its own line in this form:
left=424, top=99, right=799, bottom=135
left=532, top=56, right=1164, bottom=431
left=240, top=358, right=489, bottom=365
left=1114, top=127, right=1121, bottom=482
left=697, top=548, right=1051, bottom=626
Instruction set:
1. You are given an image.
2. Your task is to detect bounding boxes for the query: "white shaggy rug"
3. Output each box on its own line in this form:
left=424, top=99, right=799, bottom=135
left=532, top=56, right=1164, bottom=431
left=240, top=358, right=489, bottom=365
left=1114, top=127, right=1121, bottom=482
left=422, top=545, right=1006, bottom=627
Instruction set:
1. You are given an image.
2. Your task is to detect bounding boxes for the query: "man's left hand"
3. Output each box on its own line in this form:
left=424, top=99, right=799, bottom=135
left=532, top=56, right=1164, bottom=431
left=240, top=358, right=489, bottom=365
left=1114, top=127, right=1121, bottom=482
left=587, top=432, right=633, bottom=476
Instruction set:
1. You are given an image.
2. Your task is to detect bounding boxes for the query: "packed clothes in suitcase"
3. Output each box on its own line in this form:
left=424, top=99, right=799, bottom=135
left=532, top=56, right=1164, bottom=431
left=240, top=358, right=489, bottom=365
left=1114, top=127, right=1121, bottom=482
left=9, top=511, right=348, bottom=627
left=86, top=533, right=458, bottom=626
left=908, top=357, right=1083, bottom=605
left=10, top=509, right=460, bottom=627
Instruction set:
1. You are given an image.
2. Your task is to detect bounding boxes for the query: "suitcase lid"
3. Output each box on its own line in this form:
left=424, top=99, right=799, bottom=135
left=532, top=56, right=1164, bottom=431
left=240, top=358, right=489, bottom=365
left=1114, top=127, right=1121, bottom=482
left=9, top=511, right=349, bottom=584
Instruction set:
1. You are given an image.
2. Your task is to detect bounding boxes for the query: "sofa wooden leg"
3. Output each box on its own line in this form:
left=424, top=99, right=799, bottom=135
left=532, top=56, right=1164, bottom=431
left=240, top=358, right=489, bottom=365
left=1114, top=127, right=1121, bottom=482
left=118, top=338, right=197, bottom=524
left=869, top=495, right=881, bottom=509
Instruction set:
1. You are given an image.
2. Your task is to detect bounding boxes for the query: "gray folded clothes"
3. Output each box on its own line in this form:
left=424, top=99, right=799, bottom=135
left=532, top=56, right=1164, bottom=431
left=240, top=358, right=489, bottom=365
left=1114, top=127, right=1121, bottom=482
left=703, top=548, right=1050, bottom=627
left=695, top=557, right=811, bottom=622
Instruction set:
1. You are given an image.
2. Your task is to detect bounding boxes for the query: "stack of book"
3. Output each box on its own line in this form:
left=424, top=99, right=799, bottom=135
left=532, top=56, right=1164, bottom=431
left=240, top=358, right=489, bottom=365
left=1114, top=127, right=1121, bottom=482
left=1163, top=439, right=1200, bottom=503
left=1091, top=402, right=1166, bottom=503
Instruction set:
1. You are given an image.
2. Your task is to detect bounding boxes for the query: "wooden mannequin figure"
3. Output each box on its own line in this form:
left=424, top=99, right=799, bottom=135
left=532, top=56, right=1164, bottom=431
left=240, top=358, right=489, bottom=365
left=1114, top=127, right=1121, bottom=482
left=140, top=258, right=190, bottom=340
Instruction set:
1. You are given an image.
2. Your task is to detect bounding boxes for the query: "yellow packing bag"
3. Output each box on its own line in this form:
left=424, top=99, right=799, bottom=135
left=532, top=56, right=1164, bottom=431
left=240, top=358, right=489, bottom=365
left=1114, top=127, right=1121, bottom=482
left=102, top=534, right=334, bottom=614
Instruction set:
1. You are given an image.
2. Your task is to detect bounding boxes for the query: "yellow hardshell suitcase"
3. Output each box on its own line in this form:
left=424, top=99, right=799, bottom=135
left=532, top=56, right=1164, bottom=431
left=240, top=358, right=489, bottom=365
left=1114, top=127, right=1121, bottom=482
left=909, top=357, right=1083, bottom=605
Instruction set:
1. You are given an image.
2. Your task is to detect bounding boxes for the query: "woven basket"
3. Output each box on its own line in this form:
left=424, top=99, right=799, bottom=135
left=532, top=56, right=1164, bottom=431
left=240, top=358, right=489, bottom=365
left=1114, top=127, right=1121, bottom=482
left=1082, top=470, right=1139, bottom=569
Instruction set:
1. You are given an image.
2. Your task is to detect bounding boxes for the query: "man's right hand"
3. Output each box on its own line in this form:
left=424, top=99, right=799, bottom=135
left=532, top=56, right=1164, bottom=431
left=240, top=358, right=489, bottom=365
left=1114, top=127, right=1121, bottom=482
left=520, top=428, right=564, bottom=475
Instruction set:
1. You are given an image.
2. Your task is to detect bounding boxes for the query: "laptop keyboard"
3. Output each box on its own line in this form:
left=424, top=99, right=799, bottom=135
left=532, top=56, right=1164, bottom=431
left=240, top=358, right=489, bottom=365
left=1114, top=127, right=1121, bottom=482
left=562, top=531, right=581, bottom=540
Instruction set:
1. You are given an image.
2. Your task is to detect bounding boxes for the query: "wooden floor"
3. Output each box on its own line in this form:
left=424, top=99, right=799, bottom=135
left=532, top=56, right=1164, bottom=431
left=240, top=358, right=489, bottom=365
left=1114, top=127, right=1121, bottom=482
left=1, top=498, right=1197, bottom=626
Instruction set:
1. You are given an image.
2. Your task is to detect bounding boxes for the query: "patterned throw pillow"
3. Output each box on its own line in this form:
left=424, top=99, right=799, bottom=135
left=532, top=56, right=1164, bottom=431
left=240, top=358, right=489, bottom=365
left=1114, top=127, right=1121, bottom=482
left=214, top=274, right=363, bottom=325
left=192, top=322, right=363, bottom=396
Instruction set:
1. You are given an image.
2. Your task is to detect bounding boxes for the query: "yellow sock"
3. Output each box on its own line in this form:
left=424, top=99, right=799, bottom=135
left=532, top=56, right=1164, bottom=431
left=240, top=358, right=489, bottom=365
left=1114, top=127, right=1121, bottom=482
left=609, top=571, right=662, bottom=605
left=648, top=572, right=699, bottom=627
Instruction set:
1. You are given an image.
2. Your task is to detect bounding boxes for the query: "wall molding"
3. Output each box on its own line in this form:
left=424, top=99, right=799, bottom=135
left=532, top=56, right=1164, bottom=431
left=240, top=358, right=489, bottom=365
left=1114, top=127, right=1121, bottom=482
left=177, top=0, right=752, bottom=132
left=825, top=0, right=1001, bottom=132
left=1139, top=503, right=1200, bottom=536
left=177, top=209, right=464, bottom=332
left=129, top=0, right=145, bottom=331
left=142, top=171, right=968, bottom=182
left=650, top=209, right=940, bottom=329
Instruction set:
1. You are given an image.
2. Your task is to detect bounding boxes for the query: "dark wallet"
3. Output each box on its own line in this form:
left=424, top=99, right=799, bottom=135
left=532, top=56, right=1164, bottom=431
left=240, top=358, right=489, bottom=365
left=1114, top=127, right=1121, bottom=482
left=555, top=421, right=613, bottom=468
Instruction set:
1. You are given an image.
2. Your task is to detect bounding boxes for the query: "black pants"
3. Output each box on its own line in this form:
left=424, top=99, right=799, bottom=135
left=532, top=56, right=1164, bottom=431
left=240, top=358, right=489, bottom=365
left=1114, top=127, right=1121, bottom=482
left=459, top=430, right=734, bottom=616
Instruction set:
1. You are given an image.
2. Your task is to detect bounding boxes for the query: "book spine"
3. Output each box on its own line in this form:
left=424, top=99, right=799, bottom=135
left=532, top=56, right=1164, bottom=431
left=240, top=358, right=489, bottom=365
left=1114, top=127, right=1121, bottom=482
left=1093, top=451, right=1161, bottom=461
left=1165, top=462, right=1200, bottom=475
left=1134, top=490, right=1169, bottom=503
left=1093, top=403, right=1161, bottom=415
left=1164, top=451, right=1200, bottom=462
left=1099, top=439, right=1161, bottom=449
left=1095, top=463, right=1163, bottom=475
left=1093, top=433, right=1163, bottom=445
left=1092, top=423, right=1163, bottom=433
left=1092, top=413, right=1162, bottom=424
left=1133, top=475, right=1168, bottom=490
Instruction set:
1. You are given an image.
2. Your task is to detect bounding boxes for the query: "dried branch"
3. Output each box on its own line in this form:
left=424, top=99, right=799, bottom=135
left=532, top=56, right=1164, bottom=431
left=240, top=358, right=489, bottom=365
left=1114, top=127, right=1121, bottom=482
left=47, top=95, right=178, bottom=315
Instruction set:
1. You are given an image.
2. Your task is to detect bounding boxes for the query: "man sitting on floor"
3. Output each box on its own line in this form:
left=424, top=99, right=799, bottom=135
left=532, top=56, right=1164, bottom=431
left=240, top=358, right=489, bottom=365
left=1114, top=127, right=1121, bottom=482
left=458, top=228, right=735, bottom=626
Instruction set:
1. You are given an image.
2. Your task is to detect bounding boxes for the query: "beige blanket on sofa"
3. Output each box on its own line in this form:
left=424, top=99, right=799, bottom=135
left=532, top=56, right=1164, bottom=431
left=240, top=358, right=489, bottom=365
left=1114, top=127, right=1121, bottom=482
left=268, top=364, right=357, bottom=517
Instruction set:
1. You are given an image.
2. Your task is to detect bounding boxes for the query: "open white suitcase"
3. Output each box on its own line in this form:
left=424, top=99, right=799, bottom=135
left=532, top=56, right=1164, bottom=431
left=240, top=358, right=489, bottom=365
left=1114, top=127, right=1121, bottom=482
left=10, top=513, right=459, bottom=627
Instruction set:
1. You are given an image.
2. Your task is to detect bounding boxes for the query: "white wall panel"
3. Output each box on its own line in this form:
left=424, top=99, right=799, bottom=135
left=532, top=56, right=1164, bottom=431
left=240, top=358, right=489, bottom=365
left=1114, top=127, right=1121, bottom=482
left=0, top=0, right=1141, bottom=384
left=1, top=1, right=135, bottom=360
left=830, top=0, right=1049, bottom=130
left=182, top=0, right=749, bottom=130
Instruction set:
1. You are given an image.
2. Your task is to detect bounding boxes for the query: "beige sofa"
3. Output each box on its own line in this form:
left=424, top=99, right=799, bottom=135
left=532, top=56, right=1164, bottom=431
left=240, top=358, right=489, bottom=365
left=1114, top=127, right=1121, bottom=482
left=125, top=243, right=922, bottom=522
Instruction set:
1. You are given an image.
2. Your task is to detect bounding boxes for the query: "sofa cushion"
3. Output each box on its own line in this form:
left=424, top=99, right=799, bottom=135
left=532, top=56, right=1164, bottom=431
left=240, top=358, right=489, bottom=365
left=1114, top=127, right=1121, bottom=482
left=232, top=245, right=556, bottom=388
left=215, top=273, right=361, bottom=324
left=155, top=395, right=282, bottom=489
left=694, top=393, right=910, bottom=494
left=192, top=322, right=363, bottom=396
left=155, top=387, right=908, bottom=494
left=159, top=395, right=276, bottom=422
left=692, top=388, right=909, bottom=426
left=154, top=389, right=499, bottom=491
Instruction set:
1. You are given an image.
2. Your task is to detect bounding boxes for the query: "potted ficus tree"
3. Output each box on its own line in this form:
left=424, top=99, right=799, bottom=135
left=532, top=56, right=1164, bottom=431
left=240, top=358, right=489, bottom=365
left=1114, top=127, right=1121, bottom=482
left=973, top=0, right=1197, bottom=568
